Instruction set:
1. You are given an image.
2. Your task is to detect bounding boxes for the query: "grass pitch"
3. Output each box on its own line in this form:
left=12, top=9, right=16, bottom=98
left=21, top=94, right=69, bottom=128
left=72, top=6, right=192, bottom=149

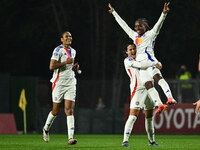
left=0, top=134, right=199, bottom=150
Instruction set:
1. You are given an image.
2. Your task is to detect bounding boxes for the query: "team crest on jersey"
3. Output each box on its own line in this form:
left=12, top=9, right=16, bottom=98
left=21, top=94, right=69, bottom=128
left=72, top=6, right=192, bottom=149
left=64, top=53, right=67, bottom=55
left=135, top=101, right=140, bottom=105
left=54, top=97, right=58, bottom=101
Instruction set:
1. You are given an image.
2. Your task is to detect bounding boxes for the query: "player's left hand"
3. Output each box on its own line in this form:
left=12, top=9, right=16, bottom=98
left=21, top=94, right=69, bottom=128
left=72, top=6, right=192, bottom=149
left=72, top=62, right=79, bottom=71
left=163, top=2, right=170, bottom=14
left=193, top=100, right=200, bottom=114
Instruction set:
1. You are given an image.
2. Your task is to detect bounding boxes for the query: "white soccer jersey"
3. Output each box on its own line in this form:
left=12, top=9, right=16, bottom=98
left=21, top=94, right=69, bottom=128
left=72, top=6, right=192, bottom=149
left=124, top=57, right=157, bottom=100
left=112, top=10, right=167, bottom=62
left=50, top=44, right=77, bottom=87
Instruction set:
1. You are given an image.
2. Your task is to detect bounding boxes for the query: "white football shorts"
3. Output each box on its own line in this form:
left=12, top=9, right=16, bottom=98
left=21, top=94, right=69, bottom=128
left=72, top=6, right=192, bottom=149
left=52, top=84, right=76, bottom=103
left=130, top=88, right=155, bottom=110
left=139, top=66, right=162, bottom=85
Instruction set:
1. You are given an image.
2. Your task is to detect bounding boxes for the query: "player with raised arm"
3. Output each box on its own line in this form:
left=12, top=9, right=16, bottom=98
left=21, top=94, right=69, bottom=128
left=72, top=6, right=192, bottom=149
left=108, top=2, right=176, bottom=114
left=122, top=43, right=163, bottom=147
left=43, top=31, right=79, bottom=145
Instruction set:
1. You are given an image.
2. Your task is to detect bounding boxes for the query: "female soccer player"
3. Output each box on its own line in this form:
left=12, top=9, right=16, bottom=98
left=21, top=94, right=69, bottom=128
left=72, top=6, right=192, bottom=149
left=122, top=43, right=163, bottom=147
left=108, top=2, right=176, bottom=114
left=43, top=31, right=79, bottom=145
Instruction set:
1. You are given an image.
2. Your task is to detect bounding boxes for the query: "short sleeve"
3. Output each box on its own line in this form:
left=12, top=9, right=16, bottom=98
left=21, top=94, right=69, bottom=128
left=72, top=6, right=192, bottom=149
left=51, top=47, right=61, bottom=61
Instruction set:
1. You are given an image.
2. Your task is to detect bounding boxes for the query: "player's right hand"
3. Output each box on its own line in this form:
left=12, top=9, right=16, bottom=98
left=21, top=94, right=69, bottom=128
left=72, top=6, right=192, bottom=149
left=66, top=57, right=74, bottom=64
left=156, top=62, right=162, bottom=70
left=108, top=3, right=114, bottom=13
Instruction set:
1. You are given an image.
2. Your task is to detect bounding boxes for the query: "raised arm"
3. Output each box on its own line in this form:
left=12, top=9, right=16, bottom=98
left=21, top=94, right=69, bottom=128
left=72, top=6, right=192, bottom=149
left=151, top=2, right=170, bottom=35
left=108, top=3, right=137, bottom=39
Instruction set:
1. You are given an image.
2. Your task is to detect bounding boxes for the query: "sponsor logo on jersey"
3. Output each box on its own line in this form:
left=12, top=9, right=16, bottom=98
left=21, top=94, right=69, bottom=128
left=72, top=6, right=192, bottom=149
left=135, top=37, right=143, bottom=45
left=54, top=97, right=58, bottom=101
left=152, top=66, right=156, bottom=70
left=136, top=101, right=140, bottom=105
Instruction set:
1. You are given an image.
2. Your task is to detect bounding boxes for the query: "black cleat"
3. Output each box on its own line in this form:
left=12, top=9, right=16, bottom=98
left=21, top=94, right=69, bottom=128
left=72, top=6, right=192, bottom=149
left=149, top=141, right=163, bottom=147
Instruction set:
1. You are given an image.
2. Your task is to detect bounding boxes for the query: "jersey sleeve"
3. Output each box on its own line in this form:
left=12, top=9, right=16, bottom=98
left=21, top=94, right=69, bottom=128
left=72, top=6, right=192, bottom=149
left=125, top=58, right=157, bottom=69
left=150, top=12, right=167, bottom=37
left=51, top=47, right=61, bottom=61
left=112, top=10, right=137, bottom=40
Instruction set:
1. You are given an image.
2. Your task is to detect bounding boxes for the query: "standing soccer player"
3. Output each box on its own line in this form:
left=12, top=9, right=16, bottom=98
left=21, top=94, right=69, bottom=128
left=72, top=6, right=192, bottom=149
left=122, top=43, right=163, bottom=147
left=43, top=31, right=79, bottom=145
left=108, top=2, right=176, bottom=114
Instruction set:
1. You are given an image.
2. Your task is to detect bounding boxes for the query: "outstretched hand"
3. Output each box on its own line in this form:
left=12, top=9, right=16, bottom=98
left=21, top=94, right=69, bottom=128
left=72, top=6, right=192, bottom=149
left=108, top=3, right=114, bottom=13
left=163, top=2, right=170, bottom=14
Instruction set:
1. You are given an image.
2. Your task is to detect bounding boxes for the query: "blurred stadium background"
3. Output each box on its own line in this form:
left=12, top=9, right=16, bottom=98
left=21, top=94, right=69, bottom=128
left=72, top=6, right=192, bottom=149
left=0, top=0, right=200, bottom=135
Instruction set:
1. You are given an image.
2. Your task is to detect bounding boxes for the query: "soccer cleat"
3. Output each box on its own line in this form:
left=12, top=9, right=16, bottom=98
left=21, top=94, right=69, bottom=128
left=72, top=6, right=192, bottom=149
left=68, top=138, right=77, bottom=145
left=166, top=98, right=177, bottom=105
left=155, top=104, right=168, bottom=115
left=122, top=141, right=129, bottom=147
left=43, top=128, right=49, bottom=142
left=149, top=141, right=163, bottom=146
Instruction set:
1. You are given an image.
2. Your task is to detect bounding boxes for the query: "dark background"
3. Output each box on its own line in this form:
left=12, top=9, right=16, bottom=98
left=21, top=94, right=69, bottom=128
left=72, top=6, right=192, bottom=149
left=1, top=0, right=200, bottom=80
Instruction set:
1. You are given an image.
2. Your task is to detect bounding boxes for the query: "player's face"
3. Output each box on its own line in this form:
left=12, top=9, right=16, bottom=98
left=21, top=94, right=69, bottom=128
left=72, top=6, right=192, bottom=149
left=61, top=32, right=72, bottom=46
left=126, top=44, right=136, bottom=59
left=134, top=21, right=146, bottom=35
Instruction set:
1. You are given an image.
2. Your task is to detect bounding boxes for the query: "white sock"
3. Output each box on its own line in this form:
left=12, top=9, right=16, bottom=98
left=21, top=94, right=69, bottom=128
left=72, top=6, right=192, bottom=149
left=67, top=115, right=75, bottom=140
left=158, top=78, right=173, bottom=99
left=145, top=117, right=155, bottom=143
left=44, top=111, right=56, bottom=131
left=147, top=88, right=163, bottom=106
left=123, top=115, right=137, bottom=142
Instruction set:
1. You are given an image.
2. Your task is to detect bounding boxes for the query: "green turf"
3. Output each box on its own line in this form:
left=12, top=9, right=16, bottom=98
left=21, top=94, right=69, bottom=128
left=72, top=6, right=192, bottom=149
left=0, top=134, right=199, bottom=150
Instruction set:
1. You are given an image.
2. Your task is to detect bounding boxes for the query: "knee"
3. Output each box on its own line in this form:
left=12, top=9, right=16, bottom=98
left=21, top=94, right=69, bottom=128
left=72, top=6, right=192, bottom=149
left=153, top=73, right=163, bottom=84
left=52, top=109, right=60, bottom=116
left=65, top=107, right=74, bottom=116
left=129, top=109, right=140, bottom=117
left=145, top=109, right=154, bottom=118
left=145, top=81, right=153, bottom=90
